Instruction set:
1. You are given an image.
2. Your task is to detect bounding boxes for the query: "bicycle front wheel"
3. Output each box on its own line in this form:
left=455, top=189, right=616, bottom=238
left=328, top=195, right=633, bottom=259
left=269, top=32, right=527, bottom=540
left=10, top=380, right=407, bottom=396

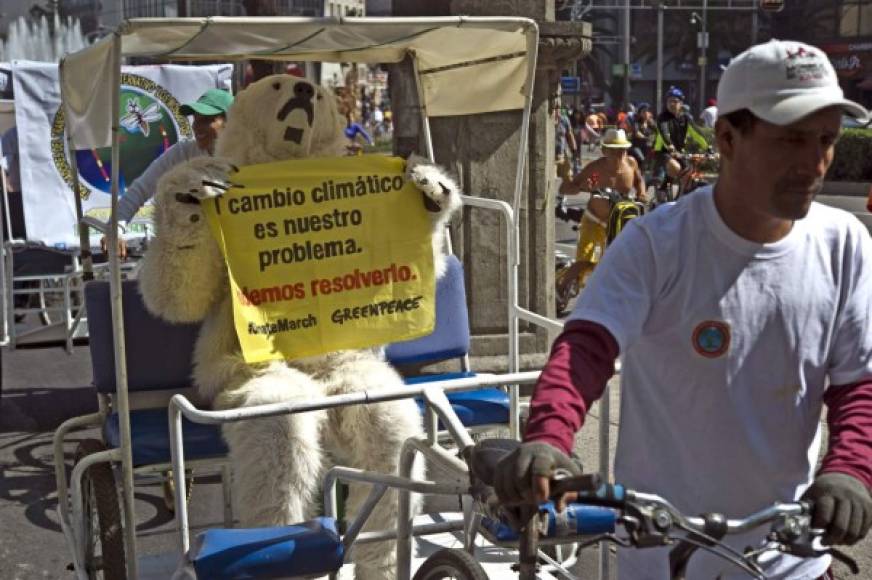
left=413, top=548, right=489, bottom=580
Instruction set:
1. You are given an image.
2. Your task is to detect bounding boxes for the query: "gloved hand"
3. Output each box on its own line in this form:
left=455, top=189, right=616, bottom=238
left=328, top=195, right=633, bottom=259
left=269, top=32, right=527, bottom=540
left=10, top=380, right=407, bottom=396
left=801, top=472, right=872, bottom=545
left=493, top=442, right=582, bottom=508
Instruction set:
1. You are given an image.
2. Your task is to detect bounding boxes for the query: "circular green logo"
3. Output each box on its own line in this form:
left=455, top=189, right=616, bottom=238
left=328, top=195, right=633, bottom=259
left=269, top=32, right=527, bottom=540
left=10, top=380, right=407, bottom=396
left=51, top=73, right=192, bottom=200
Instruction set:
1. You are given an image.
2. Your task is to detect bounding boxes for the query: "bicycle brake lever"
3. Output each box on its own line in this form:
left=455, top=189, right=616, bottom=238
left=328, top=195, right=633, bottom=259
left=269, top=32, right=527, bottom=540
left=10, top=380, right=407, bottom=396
left=829, top=548, right=860, bottom=575
left=780, top=542, right=860, bottom=575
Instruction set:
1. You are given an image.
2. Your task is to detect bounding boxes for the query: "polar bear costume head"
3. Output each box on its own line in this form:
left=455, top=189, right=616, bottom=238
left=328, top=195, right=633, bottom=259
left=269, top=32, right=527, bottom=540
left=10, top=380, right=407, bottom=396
left=216, top=75, right=347, bottom=164
left=139, top=75, right=348, bottom=323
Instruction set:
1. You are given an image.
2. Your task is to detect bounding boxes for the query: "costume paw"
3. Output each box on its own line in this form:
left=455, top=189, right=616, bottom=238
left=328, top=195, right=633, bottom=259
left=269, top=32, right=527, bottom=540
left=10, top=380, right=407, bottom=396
left=406, top=154, right=462, bottom=216
left=153, top=158, right=232, bottom=238
left=165, top=156, right=239, bottom=201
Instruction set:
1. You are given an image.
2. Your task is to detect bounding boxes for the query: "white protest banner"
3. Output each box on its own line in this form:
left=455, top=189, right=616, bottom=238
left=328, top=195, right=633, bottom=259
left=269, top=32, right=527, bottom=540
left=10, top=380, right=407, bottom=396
left=12, top=61, right=232, bottom=247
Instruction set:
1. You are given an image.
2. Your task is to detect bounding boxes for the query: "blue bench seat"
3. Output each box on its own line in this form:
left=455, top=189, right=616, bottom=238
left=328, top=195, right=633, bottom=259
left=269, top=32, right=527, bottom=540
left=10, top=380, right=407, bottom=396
left=103, top=409, right=228, bottom=467
left=406, top=371, right=510, bottom=427
left=387, top=256, right=512, bottom=429
left=192, top=517, right=344, bottom=579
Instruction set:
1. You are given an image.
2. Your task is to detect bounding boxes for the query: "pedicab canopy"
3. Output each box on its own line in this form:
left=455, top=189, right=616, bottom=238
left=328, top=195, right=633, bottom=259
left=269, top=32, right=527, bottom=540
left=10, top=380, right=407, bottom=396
left=60, top=16, right=538, bottom=149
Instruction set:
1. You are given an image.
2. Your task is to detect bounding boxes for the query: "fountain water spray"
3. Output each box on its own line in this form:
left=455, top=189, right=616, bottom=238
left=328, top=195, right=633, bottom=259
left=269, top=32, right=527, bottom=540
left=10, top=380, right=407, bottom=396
left=0, top=13, right=90, bottom=63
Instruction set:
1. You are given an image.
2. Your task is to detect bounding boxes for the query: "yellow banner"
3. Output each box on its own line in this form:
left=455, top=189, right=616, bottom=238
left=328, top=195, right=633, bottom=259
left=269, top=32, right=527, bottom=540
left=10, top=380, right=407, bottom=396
left=203, top=155, right=435, bottom=363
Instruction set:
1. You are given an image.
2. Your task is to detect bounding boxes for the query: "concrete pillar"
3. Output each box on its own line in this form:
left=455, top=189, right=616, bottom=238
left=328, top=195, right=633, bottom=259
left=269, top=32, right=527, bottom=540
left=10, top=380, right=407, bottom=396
left=391, top=0, right=590, bottom=367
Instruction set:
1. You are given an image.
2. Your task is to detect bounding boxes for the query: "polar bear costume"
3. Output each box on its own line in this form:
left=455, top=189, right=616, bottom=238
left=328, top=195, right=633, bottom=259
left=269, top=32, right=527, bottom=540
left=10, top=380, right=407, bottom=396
left=138, top=75, right=462, bottom=579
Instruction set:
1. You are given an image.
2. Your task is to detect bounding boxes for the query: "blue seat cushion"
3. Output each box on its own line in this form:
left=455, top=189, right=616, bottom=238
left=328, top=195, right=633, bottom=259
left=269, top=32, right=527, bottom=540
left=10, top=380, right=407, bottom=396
left=103, top=408, right=227, bottom=467
left=86, top=280, right=201, bottom=394
left=481, top=502, right=617, bottom=542
left=385, top=255, right=469, bottom=365
left=407, top=372, right=510, bottom=427
left=192, top=517, right=344, bottom=579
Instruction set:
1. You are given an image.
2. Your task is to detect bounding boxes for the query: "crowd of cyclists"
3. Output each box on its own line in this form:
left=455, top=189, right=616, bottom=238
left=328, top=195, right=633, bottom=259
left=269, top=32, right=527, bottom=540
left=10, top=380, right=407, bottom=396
left=554, top=86, right=720, bottom=307
left=557, top=85, right=715, bottom=199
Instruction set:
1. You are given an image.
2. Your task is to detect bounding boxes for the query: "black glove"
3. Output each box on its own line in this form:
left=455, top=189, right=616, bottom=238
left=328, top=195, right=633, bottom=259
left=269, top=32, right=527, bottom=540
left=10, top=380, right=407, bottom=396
left=492, top=441, right=581, bottom=506
left=802, top=472, right=872, bottom=545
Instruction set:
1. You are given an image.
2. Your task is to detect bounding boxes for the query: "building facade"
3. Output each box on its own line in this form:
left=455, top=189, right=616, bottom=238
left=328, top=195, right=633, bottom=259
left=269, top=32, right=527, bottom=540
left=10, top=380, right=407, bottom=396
left=772, top=0, right=872, bottom=108
left=557, top=0, right=771, bottom=114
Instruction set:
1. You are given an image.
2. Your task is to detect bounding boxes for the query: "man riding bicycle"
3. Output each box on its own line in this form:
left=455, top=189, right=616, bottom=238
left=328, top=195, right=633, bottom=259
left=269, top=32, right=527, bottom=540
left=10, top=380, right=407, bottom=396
left=652, top=86, right=710, bottom=200
left=556, top=128, right=645, bottom=294
left=497, top=40, right=872, bottom=579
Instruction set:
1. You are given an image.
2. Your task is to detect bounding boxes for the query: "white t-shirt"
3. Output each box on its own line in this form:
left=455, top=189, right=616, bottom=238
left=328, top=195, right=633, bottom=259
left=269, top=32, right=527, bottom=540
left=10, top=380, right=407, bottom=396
left=569, top=187, right=872, bottom=579
left=701, top=105, right=718, bottom=128
left=117, top=139, right=208, bottom=224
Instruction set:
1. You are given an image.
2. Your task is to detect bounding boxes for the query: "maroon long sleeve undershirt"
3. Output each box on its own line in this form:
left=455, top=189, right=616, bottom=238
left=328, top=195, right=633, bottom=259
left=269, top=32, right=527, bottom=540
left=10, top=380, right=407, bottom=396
left=820, top=380, right=872, bottom=490
left=523, top=320, right=619, bottom=454
left=523, top=320, right=872, bottom=491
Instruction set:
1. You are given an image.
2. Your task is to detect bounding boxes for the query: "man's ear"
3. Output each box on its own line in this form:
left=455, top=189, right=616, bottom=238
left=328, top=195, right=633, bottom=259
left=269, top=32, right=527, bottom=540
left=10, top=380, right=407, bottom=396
left=714, top=118, right=735, bottom=160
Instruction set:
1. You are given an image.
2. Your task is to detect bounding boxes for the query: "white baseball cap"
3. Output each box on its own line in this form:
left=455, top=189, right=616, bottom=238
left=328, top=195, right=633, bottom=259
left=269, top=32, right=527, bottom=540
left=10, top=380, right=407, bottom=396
left=717, top=39, right=869, bottom=126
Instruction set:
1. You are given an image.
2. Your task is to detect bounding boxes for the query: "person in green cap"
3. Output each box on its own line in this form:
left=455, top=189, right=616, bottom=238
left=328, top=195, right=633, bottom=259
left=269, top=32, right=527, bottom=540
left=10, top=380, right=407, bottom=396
left=104, top=88, right=234, bottom=256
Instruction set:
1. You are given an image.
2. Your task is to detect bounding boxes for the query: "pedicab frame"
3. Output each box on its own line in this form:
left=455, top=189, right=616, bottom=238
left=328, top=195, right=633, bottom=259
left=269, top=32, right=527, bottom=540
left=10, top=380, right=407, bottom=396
left=53, top=15, right=589, bottom=579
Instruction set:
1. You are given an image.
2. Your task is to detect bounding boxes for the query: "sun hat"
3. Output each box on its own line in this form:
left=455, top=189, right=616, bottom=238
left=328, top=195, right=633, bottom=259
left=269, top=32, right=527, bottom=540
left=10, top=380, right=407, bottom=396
left=717, top=39, right=869, bottom=125
left=180, top=89, right=235, bottom=116
left=602, top=128, right=632, bottom=148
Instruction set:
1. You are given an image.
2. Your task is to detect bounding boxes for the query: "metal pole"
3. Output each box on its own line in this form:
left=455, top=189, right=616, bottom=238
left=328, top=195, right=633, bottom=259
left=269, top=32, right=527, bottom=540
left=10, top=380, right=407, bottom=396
left=65, top=129, right=93, bottom=281
left=0, top=160, right=10, bottom=345
left=107, top=34, right=139, bottom=580
left=698, top=0, right=708, bottom=114
left=623, top=0, right=631, bottom=103
left=598, top=385, right=611, bottom=579
left=656, top=5, right=664, bottom=114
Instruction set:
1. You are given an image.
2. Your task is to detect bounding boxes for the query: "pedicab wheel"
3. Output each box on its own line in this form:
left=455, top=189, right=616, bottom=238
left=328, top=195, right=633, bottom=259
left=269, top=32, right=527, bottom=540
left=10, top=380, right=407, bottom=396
left=413, top=548, right=489, bottom=580
left=74, top=439, right=127, bottom=579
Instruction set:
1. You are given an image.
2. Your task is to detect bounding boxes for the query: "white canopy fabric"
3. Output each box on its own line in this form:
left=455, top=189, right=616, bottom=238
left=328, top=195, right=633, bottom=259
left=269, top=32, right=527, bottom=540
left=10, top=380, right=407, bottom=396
left=60, top=16, right=538, bottom=149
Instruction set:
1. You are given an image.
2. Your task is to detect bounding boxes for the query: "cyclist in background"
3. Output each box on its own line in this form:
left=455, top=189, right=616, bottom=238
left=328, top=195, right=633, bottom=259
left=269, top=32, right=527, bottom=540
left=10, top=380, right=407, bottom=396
left=554, top=104, right=577, bottom=182
left=556, top=128, right=645, bottom=294
left=584, top=109, right=604, bottom=151
left=627, top=102, right=655, bottom=172
left=652, top=86, right=709, bottom=199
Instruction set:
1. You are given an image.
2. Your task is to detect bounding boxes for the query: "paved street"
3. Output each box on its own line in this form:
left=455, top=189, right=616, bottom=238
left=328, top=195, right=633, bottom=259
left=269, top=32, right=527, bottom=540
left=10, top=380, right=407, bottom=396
left=2, top=185, right=872, bottom=579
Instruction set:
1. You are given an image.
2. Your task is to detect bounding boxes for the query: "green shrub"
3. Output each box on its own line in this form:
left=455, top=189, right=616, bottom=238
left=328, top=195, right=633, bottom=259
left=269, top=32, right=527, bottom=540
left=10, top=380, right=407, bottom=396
left=829, top=128, right=872, bottom=181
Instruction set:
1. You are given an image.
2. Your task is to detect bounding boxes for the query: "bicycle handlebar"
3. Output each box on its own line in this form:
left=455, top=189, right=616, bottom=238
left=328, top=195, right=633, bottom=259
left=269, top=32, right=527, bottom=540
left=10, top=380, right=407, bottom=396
left=545, top=474, right=860, bottom=579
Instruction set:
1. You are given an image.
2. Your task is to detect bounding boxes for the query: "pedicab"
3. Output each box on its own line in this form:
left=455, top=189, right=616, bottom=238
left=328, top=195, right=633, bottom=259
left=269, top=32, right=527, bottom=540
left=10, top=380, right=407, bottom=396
left=50, top=15, right=580, bottom=579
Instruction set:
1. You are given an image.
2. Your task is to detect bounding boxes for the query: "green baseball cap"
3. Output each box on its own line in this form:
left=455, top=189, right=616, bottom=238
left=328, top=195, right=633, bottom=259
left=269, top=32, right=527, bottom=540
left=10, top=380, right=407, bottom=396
left=180, top=89, right=234, bottom=116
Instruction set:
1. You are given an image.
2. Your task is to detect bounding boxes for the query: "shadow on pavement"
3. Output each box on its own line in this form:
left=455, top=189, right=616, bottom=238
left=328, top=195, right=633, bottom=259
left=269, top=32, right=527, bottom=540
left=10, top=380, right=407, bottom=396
left=0, top=386, right=98, bottom=432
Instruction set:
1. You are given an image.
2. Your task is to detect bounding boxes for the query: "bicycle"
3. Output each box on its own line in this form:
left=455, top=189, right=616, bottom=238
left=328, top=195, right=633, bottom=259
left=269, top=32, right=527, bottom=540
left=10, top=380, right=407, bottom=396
left=554, top=187, right=644, bottom=314
left=414, top=438, right=861, bottom=580
left=674, top=151, right=719, bottom=199
left=651, top=150, right=719, bottom=207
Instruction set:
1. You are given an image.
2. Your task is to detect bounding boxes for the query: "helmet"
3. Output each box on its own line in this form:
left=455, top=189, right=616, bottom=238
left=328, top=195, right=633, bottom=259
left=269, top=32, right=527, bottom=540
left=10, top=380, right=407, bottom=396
left=665, top=86, right=685, bottom=101
left=637, top=102, right=651, bottom=113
